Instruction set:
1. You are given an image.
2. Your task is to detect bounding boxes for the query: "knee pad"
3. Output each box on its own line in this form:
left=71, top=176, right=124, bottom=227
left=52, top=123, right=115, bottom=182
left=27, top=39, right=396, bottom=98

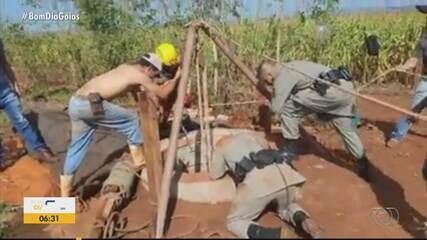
left=247, top=224, right=281, bottom=239
left=293, top=211, right=308, bottom=228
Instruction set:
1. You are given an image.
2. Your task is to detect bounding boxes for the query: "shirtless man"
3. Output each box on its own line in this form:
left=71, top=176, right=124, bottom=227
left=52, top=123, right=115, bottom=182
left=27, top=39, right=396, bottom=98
left=61, top=53, right=180, bottom=197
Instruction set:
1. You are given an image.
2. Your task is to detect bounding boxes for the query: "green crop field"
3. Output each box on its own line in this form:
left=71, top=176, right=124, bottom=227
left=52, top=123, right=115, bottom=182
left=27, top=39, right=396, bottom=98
left=1, top=11, right=424, bottom=108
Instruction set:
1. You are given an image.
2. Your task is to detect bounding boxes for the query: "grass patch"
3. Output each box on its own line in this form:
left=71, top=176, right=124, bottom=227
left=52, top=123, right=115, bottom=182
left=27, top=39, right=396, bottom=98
left=0, top=201, right=12, bottom=238
left=2, top=11, right=423, bottom=108
left=0, top=113, right=10, bottom=131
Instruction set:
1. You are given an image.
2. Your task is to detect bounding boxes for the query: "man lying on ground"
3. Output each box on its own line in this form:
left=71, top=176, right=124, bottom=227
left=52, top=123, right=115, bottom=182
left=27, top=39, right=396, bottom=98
left=209, top=133, right=322, bottom=239
left=61, top=53, right=180, bottom=197
left=0, top=38, right=57, bottom=171
left=257, top=60, right=371, bottom=182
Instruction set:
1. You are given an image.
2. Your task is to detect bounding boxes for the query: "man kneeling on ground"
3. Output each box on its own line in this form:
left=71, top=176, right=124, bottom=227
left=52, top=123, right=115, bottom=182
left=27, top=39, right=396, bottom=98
left=61, top=53, right=180, bottom=197
left=209, top=133, right=322, bottom=239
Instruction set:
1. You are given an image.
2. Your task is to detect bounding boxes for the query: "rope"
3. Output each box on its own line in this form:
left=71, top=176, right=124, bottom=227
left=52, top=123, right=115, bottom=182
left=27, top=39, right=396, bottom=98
left=167, top=215, right=201, bottom=238
left=115, top=220, right=152, bottom=239
left=102, top=211, right=120, bottom=239
left=202, top=231, right=225, bottom=238
left=77, top=197, right=89, bottom=213
left=210, top=21, right=424, bottom=84
left=394, top=68, right=425, bottom=78
left=209, top=67, right=425, bottom=108
left=210, top=99, right=268, bottom=107
left=357, top=68, right=395, bottom=91
left=357, top=68, right=425, bottom=91
left=97, top=209, right=152, bottom=239
left=206, top=22, right=427, bottom=121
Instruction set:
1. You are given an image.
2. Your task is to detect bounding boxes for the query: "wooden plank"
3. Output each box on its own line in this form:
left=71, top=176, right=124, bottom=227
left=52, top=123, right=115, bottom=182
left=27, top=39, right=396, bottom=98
left=155, top=23, right=197, bottom=238
left=196, top=48, right=206, bottom=173
left=138, top=92, right=162, bottom=204
left=201, top=24, right=272, bottom=100
left=202, top=63, right=212, bottom=171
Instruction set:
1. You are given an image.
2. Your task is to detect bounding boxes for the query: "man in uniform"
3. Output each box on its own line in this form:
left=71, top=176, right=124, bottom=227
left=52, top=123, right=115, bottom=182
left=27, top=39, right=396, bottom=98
left=386, top=5, right=427, bottom=148
left=257, top=60, right=371, bottom=182
left=0, top=38, right=57, bottom=170
left=209, top=133, right=322, bottom=239
left=61, top=53, right=180, bottom=197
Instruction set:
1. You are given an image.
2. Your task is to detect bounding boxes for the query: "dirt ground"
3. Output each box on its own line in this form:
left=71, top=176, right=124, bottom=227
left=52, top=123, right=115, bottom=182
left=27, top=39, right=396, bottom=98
left=0, top=138, right=59, bottom=205
left=1, top=92, right=426, bottom=238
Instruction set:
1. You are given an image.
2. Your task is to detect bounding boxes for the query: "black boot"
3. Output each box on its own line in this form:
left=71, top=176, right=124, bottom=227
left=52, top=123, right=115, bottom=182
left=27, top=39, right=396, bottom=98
left=247, top=224, right=282, bottom=239
left=293, top=211, right=323, bottom=238
left=279, top=138, right=300, bottom=161
left=357, top=155, right=370, bottom=182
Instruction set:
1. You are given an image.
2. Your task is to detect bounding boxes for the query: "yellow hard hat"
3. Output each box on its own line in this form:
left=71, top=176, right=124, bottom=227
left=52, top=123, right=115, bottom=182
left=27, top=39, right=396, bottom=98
left=156, top=43, right=179, bottom=66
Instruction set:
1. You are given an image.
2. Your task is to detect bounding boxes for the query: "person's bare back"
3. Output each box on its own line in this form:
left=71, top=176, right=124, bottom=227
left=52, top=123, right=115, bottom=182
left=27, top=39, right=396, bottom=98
left=77, top=64, right=149, bottom=100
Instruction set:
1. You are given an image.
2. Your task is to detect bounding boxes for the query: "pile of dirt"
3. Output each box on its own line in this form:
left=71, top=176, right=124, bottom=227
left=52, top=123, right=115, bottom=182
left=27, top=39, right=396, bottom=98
left=0, top=156, right=59, bottom=205
left=0, top=136, right=59, bottom=205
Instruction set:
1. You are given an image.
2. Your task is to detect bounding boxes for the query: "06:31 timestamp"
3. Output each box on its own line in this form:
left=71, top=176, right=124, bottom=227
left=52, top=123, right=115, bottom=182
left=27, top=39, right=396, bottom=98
left=38, top=215, right=59, bottom=222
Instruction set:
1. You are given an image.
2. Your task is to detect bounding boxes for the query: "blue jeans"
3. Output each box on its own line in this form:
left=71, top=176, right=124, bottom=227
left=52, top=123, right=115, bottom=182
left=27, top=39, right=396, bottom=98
left=0, top=88, right=47, bottom=158
left=390, top=79, right=427, bottom=141
left=64, top=96, right=143, bottom=175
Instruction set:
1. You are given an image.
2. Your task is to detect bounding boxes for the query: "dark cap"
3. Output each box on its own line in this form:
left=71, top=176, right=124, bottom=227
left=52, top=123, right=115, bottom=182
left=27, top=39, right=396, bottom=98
left=416, top=5, right=427, bottom=14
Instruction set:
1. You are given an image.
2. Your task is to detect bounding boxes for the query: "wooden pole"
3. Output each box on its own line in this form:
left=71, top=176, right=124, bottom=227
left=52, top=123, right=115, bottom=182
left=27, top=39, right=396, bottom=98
left=202, top=63, right=212, bottom=171
left=138, top=92, right=162, bottom=204
left=195, top=45, right=206, bottom=172
left=155, top=24, right=197, bottom=238
left=198, top=22, right=427, bottom=121
left=212, top=40, right=219, bottom=97
left=358, top=68, right=425, bottom=91
left=276, top=62, right=427, bottom=122
left=357, top=68, right=394, bottom=91
left=276, top=30, right=281, bottom=62
left=201, top=24, right=272, bottom=100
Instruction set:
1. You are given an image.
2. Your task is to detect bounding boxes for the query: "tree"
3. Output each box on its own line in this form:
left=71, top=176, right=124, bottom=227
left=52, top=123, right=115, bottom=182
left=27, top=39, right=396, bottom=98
left=74, top=0, right=135, bottom=33
left=189, top=0, right=242, bottom=22
left=309, top=0, right=340, bottom=21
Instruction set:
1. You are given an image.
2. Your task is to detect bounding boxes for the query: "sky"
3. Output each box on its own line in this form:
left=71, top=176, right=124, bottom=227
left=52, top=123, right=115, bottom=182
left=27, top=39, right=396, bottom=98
left=1, top=0, right=427, bottom=31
